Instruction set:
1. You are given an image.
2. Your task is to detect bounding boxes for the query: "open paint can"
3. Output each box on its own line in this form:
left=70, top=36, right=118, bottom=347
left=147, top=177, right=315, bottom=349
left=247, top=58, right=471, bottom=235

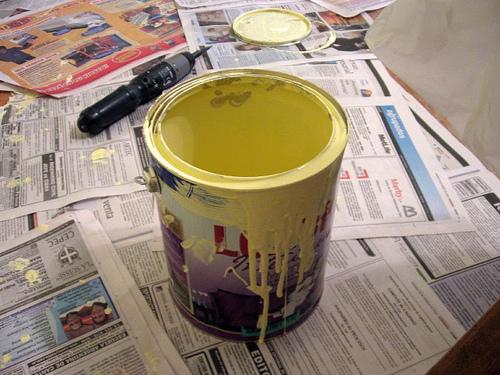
left=143, top=69, right=348, bottom=342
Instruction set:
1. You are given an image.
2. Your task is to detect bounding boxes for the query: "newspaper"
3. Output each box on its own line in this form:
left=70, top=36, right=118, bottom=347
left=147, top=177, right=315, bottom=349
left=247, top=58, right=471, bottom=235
left=0, top=57, right=471, bottom=240
left=0, top=78, right=158, bottom=222
left=0, top=0, right=185, bottom=97
left=175, top=0, right=295, bottom=8
left=178, top=1, right=375, bottom=72
left=370, top=169, right=500, bottom=333
left=89, top=194, right=465, bottom=375
left=310, top=0, right=395, bottom=17
left=389, top=92, right=500, bottom=330
left=0, top=210, right=59, bottom=244
left=0, top=210, right=190, bottom=374
left=262, top=58, right=472, bottom=239
left=0, top=0, right=68, bottom=20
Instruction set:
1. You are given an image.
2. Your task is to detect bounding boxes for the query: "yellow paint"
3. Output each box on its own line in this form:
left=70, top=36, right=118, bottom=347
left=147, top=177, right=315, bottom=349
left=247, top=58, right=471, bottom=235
left=6, top=179, right=19, bottom=189
left=37, top=224, right=50, bottom=233
left=223, top=267, right=248, bottom=286
left=8, top=134, right=25, bottom=143
left=8, top=257, right=30, bottom=271
left=25, top=269, right=40, bottom=285
left=163, top=214, right=175, bottom=226
left=20, top=334, right=31, bottom=344
left=181, top=237, right=216, bottom=265
left=143, top=351, right=161, bottom=374
left=6, top=177, right=32, bottom=188
left=146, top=70, right=348, bottom=342
left=90, top=148, right=114, bottom=164
left=2, top=353, right=11, bottom=366
left=104, top=307, right=112, bottom=315
left=160, top=75, right=331, bottom=177
left=15, top=93, right=38, bottom=115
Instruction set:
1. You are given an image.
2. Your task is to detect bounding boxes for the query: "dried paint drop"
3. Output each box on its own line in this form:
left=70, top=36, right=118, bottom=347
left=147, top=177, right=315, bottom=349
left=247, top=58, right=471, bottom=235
left=25, top=269, right=40, bottom=285
left=8, top=257, right=30, bottom=271
left=6, top=179, right=20, bottom=189
left=37, top=224, right=50, bottom=233
left=20, top=334, right=31, bottom=344
left=15, top=94, right=37, bottom=115
left=163, top=214, right=175, bottom=226
left=143, top=352, right=161, bottom=371
left=23, top=176, right=32, bottom=184
left=2, top=353, right=11, bottom=365
left=91, top=148, right=114, bottom=164
left=8, top=134, right=24, bottom=143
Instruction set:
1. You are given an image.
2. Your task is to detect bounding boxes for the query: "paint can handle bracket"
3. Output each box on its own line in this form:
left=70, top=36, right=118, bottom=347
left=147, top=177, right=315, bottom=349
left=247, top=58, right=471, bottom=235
left=137, top=166, right=161, bottom=193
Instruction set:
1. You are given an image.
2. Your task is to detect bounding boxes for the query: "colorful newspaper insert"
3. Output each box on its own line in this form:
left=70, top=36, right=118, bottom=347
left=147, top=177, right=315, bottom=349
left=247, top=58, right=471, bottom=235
left=0, top=210, right=189, bottom=374
left=0, top=0, right=185, bottom=97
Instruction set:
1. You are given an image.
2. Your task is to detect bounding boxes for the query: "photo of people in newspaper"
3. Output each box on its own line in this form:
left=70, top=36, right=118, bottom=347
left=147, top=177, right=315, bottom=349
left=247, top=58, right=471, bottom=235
left=318, top=10, right=370, bottom=30
left=0, top=0, right=185, bottom=96
left=51, top=279, right=118, bottom=345
left=0, top=277, right=117, bottom=369
left=60, top=299, right=116, bottom=340
left=120, top=1, right=181, bottom=39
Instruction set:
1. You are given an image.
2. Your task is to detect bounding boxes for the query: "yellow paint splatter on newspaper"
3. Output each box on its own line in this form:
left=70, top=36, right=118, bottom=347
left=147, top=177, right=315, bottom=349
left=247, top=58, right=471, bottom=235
left=8, top=257, right=30, bottom=271
left=25, top=269, right=41, bottom=285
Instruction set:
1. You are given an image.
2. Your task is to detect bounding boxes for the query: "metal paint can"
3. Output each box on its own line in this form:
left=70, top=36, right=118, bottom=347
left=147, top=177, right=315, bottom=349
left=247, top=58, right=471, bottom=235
left=143, top=69, right=348, bottom=342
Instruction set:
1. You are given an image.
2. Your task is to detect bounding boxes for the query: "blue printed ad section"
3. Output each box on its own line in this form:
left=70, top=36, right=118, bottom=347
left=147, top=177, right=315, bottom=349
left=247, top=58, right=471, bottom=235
left=0, top=277, right=118, bottom=370
left=378, top=106, right=450, bottom=221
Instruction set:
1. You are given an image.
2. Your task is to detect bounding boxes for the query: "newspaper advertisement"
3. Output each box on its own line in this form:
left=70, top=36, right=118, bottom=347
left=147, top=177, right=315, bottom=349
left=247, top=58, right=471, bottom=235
left=178, top=1, right=375, bottom=72
left=373, top=89, right=500, bottom=329
left=92, top=195, right=464, bottom=374
left=310, top=0, right=395, bottom=17
left=0, top=79, right=154, bottom=222
left=0, top=0, right=185, bottom=97
left=264, top=58, right=472, bottom=238
left=0, top=210, right=190, bottom=374
left=0, top=0, right=60, bottom=20
left=0, top=0, right=68, bottom=20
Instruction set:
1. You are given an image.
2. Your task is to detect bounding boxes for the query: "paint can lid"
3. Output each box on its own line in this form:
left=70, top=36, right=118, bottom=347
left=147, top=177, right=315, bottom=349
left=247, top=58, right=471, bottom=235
left=232, top=8, right=312, bottom=46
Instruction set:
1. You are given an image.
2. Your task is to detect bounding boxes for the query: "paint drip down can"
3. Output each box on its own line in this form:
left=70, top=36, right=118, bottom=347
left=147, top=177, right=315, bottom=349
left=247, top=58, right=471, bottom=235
left=143, top=69, right=348, bottom=342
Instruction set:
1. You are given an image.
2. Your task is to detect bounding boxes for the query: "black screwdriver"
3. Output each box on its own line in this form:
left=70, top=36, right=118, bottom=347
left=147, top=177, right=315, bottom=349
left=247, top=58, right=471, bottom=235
left=77, top=47, right=210, bottom=135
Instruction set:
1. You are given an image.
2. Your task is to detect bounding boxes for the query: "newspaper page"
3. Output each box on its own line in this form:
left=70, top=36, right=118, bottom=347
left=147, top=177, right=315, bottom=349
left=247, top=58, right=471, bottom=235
left=0, top=210, right=61, bottom=244
left=262, top=58, right=472, bottom=238
left=178, top=1, right=375, bottom=72
left=390, top=167, right=500, bottom=331
left=0, top=210, right=190, bottom=374
left=0, top=0, right=68, bottom=20
left=175, top=0, right=295, bottom=9
left=310, top=0, right=395, bottom=17
left=92, top=197, right=465, bottom=375
left=0, top=0, right=185, bottom=97
left=0, top=80, right=153, bottom=222
left=367, top=86, right=500, bottom=330
left=0, top=56, right=471, bottom=236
